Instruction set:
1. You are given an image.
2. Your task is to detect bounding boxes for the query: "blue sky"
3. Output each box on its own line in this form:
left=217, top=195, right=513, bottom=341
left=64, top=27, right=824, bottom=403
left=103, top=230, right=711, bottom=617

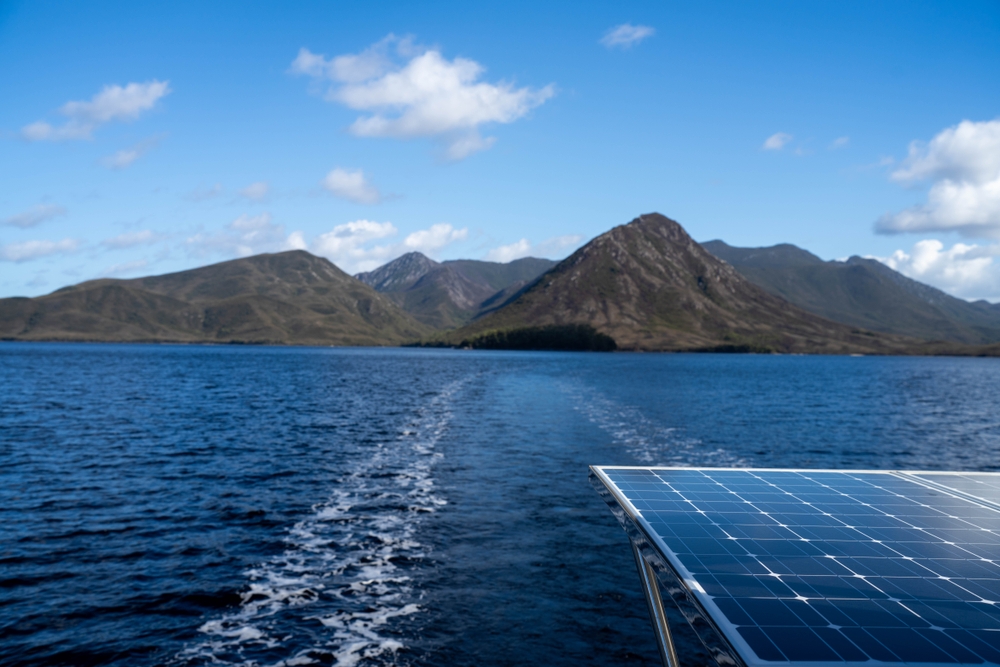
left=2, top=1, right=999, bottom=300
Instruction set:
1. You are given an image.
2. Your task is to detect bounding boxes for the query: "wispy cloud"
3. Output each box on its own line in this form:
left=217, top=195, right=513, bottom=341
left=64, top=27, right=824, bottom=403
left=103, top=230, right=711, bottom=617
left=484, top=234, right=583, bottom=263
left=876, top=119, right=1000, bottom=239
left=101, top=229, right=166, bottom=249
left=3, top=204, right=67, bottom=229
left=0, top=238, right=80, bottom=263
left=26, top=272, right=50, bottom=288
left=22, top=80, right=170, bottom=141
left=600, top=24, right=655, bottom=49
left=829, top=136, right=850, bottom=150
left=186, top=184, right=224, bottom=202
left=238, top=181, right=270, bottom=201
left=100, top=136, right=162, bottom=170
left=185, top=213, right=304, bottom=259
left=291, top=36, right=555, bottom=160
left=762, top=132, right=793, bottom=151
left=322, top=168, right=381, bottom=204
left=181, top=214, right=476, bottom=269
left=100, top=259, right=150, bottom=277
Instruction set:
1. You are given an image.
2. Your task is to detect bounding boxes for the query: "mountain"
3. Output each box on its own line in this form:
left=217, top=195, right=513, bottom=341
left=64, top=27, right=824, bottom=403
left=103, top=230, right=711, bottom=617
left=440, top=213, right=915, bottom=353
left=702, top=240, right=1000, bottom=344
left=0, top=250, right=431, bottom=345
left=355, top=253, right=557, bottom=329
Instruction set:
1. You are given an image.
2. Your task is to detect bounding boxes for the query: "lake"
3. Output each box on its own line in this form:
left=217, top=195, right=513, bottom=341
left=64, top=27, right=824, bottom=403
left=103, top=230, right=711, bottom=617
left=2, top=344, right=1000, bottom=666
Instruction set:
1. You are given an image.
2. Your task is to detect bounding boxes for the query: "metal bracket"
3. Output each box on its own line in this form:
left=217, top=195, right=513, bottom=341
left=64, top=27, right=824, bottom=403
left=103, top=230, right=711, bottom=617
left=631, top=538, right=680, bottom=667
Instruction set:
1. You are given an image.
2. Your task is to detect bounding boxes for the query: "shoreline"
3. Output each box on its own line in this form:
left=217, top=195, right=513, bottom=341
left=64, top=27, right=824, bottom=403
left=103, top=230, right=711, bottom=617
left=3, top=337, right=999, bottom=357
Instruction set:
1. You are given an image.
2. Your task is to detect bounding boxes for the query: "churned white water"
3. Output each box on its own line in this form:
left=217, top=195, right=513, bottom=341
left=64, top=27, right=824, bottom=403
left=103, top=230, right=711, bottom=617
left=175, top=379, right=467, bottom=667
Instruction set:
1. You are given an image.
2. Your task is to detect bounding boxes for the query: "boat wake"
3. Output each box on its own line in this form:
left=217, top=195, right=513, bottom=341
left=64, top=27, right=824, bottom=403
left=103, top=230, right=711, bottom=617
left=174, top=379, right=468, bottom=667
left=565, top=385, right=745, bottom=467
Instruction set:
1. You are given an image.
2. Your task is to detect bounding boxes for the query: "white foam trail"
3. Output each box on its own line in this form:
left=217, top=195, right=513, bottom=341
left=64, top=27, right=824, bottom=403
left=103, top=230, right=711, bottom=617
left=175, top=379, right=468, bottom=667
left=565, top=384, right=745, bottom=467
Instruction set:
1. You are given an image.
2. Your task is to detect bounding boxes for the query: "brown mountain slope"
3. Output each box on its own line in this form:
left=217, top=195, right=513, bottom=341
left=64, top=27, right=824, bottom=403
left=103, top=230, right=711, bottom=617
left=0, top=250, right=431, bottom=345
left=444, top=213, right=916, bottom=353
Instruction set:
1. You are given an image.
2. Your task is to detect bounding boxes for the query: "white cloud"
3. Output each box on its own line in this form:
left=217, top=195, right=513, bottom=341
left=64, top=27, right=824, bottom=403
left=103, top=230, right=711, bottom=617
left=311, top=219, right=398, bottom=272
left=830, top=136, right=850, bottom=150
left=101, top=229, right=165, bottom=249
left=600, top=23, right=655, bottom=49
left=892, top=120, right=1000, bottom=184
left=0, top=238, right=80, bottom=263
left=322, top=168, right=380, bottom=204
left=292, top=36, right=555, bottom=160
left=239, top=181, right=270, bottom=201
left=403, top=223, right=468, bottom=253
left=873, top=239, right=1000, bottom=301
left=876, top=119, right=1000, bottom=238
left=484, top=239, right=531, bottom=263
left=484, top=234, right=583, bottom=263
left=185, top=213, right=303, bottom=259
left=290, top=36, right=403, bottom=83
left=310, top=220, right=468, bottom=273
left=22, top=81, right=170, bottom=141
left=763, top=132, right=793, bottom=151
left=3, top=204, right=67, bottom=228
left=286, top=231, right=307, bottom=251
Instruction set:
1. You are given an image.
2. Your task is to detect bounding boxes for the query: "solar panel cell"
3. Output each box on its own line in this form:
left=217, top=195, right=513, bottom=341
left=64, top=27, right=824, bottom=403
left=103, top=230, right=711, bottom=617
left=921, top=629, right=984, bottom=663
left=883, top=627, right=964, bottom=662
left=839, top=627, right=899, bottom=661
left=813, top=625, right=868, bottom=661
left=965, top=629, right=1000, bottom=660
left=735, top=626, right=785, bottom=661
left=768, top=626, right=843, bottom=661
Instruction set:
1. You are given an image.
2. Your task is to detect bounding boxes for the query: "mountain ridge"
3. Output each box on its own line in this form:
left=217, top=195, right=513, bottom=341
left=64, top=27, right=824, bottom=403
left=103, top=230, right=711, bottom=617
left=0, top=250, right=431, bottom=345
left=4, top=216, right=999, bottom=355
left=702, top=240, right=1000, bottom=344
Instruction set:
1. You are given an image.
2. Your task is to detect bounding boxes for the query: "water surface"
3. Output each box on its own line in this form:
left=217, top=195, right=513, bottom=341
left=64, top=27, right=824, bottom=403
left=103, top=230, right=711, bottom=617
left=3, top=344, right=999, bottom=666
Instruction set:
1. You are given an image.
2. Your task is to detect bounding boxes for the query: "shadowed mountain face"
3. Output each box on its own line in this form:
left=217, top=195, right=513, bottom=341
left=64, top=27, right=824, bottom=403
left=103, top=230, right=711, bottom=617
left=702, top=240, right=1000, bottom=344
left=444, top=213, right=915, bottom=353
left=355, top=253, right=557, bottom=329
left=0, top=250, right=431, bottom=345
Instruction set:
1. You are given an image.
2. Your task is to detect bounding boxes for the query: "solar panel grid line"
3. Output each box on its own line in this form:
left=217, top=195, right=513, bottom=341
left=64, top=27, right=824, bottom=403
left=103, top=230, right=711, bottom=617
left=592, top=467, right=1000, bottom=667
left=902, top=473, right=1000, bottom=516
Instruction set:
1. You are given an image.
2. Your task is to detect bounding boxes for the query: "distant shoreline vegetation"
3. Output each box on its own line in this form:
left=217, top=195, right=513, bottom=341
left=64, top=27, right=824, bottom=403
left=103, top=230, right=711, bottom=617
left=411, top=324, right=618, bottom=352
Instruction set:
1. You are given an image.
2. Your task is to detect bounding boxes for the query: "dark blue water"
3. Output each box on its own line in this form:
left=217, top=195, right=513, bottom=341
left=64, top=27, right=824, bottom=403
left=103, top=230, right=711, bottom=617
left=3, top=344, right=1000, bottom=666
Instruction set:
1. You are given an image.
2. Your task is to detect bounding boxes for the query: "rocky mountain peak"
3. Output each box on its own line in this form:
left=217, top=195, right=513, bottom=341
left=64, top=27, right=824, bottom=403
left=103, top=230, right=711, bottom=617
left=356, top=252, right=441, bottom=292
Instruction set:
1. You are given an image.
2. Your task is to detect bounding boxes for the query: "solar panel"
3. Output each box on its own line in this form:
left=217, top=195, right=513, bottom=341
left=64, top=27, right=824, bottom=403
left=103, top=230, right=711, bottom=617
left=591, top=467, right=1000, bottom=667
